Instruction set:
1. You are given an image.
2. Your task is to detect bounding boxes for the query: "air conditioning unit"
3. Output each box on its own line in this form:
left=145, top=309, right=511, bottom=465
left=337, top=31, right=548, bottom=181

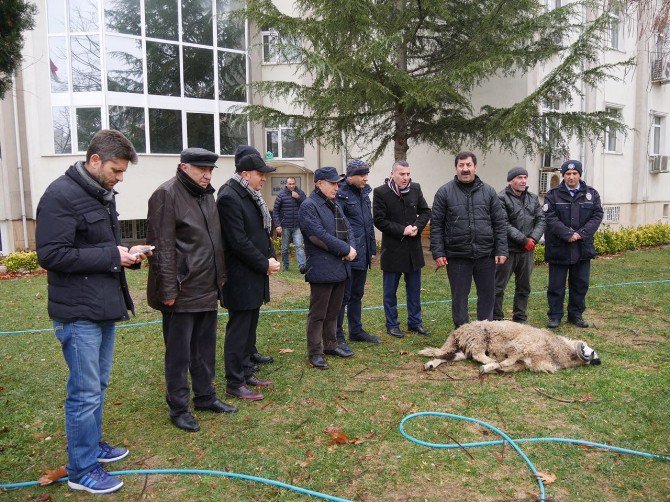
left=651, top=58, right=670, bottom=83
left=649, top=155, right=669, bottom=173
left=539, top=170, right=561, bottom=194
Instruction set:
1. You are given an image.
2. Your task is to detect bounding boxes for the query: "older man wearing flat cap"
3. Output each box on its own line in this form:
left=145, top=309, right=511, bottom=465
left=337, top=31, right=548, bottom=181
left=544, top=159, right=603, bottom=329
left=217, top=146, right=280, bottom=400
left=299, top=166, right=357, bottom=369
left=147, top=147, right=237, bottom=432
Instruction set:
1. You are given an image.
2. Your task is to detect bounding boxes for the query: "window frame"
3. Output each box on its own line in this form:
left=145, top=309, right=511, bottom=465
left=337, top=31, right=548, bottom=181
left=265, top=123, right=304, bottom=160
left=604, top=105, right=624, bottom=154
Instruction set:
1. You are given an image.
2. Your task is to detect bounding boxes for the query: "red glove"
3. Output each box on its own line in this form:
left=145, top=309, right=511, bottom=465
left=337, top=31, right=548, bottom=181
left=523, top=238, right=536, bottom=252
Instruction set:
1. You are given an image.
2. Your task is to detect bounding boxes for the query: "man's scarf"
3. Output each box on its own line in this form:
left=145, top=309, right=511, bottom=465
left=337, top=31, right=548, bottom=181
left=386, top=177, right=411, bottom=198
left=316, top=188, right=349, bottom=243
left=232, top=172, right=272, bottom=234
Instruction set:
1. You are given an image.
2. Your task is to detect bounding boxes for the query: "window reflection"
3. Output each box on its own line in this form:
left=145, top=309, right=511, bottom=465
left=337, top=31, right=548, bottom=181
left=281, top=127, right=304, bottom=158
left=53, top=107, right=72, bottom=154
left=49, top=37, right=69, bottom=92
left=146, top=41, right=180, bottom=96
left=182, top=0, right=213, bottom=46
left=104, top=0, right=141, bottom=36
left=187, top=113, right=215, bottom=152
left=149, top=108, right=182, bottom=153
left=145, top=0, right=178, bottom=41
left=47, top=0, right=66, bottom=33
left=266, top=129, right=278, bottom=158
left=217, top=0, right=245, bottom=50
left=76, top=108, right=102, bottom=151
left=184, top=47, right=214, bottom=99
left=109, top=105, right=146, bottom=152
left=69, top=0, right=99, bottom=32
left=218, top=51, right=246, bottom=102
left=106, top=36, right=143, bottom=93
left=220, top=113, right=247, bottom=155
left=71, top=35, right=101, bottom=91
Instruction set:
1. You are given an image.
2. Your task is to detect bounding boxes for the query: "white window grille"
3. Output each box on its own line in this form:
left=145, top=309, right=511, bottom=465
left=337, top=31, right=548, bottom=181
left=603, top=205, right=620, bottom=223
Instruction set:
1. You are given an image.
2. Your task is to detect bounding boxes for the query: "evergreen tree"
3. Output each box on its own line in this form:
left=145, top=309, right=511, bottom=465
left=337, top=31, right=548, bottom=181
left=242, top=0, right=634, bottom=161
left=0, top=0, right=36, bottom=99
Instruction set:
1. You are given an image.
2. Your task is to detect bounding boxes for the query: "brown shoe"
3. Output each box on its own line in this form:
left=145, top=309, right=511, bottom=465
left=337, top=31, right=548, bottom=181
left=225, top=385, right=264, bottom=401
left=246, top=375, right=273, bottom=387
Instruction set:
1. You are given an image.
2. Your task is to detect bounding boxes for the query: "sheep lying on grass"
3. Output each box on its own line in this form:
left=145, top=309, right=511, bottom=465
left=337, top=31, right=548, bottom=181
left=419, top=320, right=601, bottom=374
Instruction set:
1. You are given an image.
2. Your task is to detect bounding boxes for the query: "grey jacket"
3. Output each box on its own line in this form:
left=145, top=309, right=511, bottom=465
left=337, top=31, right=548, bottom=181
left=497, top=186, right=545, bottom=253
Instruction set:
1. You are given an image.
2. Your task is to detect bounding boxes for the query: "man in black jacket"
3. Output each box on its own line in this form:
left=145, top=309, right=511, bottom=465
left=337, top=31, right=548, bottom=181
left=430, top=151, right=508, bottom=328
left=147, top=148, right=237, bottom=433
left=493, top=167, right=545, bottom=323
left=273, top=176, right=307, bottom=272
left=373, top=160, right=431, bottom=338
left=36, top=130, right=148, bottom=494
left=217, top=146, right=280, bottom=401
left=544, top=160, right=603, bottom=328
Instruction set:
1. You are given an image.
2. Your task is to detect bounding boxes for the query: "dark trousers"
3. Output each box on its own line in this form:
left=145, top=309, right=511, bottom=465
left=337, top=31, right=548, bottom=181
left=547, top=260, right=591, bottom=321
left=225, top=309, right=259, bottom=389
left=307, top=281, right=346, bottom=356
left=336, top=268, right=368, bottom=341
left=382, top=269, right=422, bottom=328
left=162, top=311, right=217, bottom=416
left=494, top=252, right=534, bottom=322
left=446, top=256, right=496, bottom=328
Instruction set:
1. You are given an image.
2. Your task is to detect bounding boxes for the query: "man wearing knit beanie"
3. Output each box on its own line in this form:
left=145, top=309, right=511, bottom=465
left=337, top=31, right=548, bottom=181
left=543, top=159, right=603, bottom=329
left=493, top=167, right=545, bottom=323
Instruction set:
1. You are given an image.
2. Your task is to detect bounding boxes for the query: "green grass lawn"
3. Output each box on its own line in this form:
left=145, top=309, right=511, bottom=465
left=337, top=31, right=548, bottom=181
left=1, top=247, right=669, bottom=500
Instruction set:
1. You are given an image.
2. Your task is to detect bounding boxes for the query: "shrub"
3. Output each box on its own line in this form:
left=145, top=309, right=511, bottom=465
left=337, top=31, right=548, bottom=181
left=3, top=250, right=39, bottom=273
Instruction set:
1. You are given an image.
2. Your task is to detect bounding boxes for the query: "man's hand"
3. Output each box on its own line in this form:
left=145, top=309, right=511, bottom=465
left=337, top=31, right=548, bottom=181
left=344, top=246, right=357, bottom=261
left=163, top=299, right=175, bottom=306
left=267, top=257, right=281, bottom=275
left=118, top=246, right=139, bottom=267
left=523, top=238, right=536, bottom=252
left=568, top=232, right=582, bottom=242
left=434, top=256, right=447, bottom=270
left=495, top=255, right=507, bottom=265
left=403, top=225, right=418, bottom=237
left=291, top=191, right=300, bottom=199
left=275, top=226, right=282, bottom=235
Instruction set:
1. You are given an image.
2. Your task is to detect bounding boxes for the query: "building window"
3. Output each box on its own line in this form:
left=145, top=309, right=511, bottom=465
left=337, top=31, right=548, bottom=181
left=605, top=106, right=623, bottom=153
left=220, top=113, right=248, bottom=155
left=262, top=28, right=301, bottom=64
left=47, top=0, right=247, bottom=155
left=651, top=115, right=664, bottom=155
left=120, top=219, right=147, bottom=241
left=609, top=8, right=623, bottom=50
left=265, top=124, right=304, bottom=159
left=541, top=99, right=562, bottom=168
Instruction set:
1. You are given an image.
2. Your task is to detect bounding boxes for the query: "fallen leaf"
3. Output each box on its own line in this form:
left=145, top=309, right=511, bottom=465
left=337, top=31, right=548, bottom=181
left=306, top=450, right=314, bottom=459
left=278, top=348, right=294, bottom=354
left=38, top=466, right=67, bottom=486
left=353, top=439, right=366, bottom=445
left=323, top=426, right=349, bottom=445
left=32, top=420, right=43, bottom=428
left=579, top=393, right=594, bottom=402
left=33, top=433, right=47, bottom=440
left=297, top=461, right=309, bottom=467
left=364, top=431, right=376, bottom=439
left=399, top=350, right=410, bottom=355
left=536, top=471, right=557, bottom=484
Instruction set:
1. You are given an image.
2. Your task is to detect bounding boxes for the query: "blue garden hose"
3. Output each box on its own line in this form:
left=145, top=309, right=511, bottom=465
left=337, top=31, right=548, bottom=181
left=2, top=413, right=670, bottom=500
left=399, top=411, right=670, bottom=502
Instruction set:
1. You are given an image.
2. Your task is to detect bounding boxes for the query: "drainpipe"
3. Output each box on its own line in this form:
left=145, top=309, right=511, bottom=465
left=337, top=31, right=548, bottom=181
left=12, top=74, right=29, bottom=250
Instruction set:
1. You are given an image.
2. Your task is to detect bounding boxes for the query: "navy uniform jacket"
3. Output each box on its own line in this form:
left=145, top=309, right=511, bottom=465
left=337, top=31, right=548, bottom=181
left=543, top=181, right=603, bottom=265
left=336, top=182, right=376, bottom=271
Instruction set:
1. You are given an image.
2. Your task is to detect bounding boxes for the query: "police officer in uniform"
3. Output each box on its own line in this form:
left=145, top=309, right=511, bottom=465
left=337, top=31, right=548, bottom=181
left=543, top=160, right=603, bottom=328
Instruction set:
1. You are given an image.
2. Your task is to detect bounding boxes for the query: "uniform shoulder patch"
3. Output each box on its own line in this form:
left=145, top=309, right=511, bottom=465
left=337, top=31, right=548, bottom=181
left=543, top=203, right=549, bottom=212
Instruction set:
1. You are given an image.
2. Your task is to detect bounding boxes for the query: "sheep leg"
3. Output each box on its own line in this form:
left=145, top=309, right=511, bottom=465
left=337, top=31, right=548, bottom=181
left=496, top=359, right=526, bottom=373
left=424, top=358, right=446, bottom=371
left=480, top=362, right=501, bottom=374
left=470, top=352, right=498, bottom=365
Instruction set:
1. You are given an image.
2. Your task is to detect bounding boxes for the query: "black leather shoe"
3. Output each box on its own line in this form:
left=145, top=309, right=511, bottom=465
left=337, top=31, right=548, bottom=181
left=225, top=385, right=264, bottom=401
left=309, top=355, right=329, bottom=369
left=386, top=326, right=405, bottom=338
left=350, top=331, right=380, bottom=344
left=171, top=413, right=200, bottom=432
left=195, top=398, right=238, bottom=414
left=568, top=318, right=589, bottom=328
left=547, top=318, right=561, bottom=329
left=408, top=324, right=430, bottom=335
left=335, top=342, right=354, bottom=357
left=324, top=346, right=354, bottom=358
left=250, top=352, right=274, bottom=364
left=246, top=375, right=273, bottom=387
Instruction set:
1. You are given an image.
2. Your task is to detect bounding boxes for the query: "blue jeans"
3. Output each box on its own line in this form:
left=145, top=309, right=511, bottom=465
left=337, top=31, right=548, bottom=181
left=280, top=227, right=306, bottom=270
left=54, top=320, right=116, bottom=480
left=382, top=269, right=423, bottom=328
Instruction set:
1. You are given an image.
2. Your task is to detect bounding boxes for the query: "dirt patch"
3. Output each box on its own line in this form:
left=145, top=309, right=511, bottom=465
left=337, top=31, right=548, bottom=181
left=0, top=269, right=46, bottom=280
left=269, top=275, right=310, bottom=302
